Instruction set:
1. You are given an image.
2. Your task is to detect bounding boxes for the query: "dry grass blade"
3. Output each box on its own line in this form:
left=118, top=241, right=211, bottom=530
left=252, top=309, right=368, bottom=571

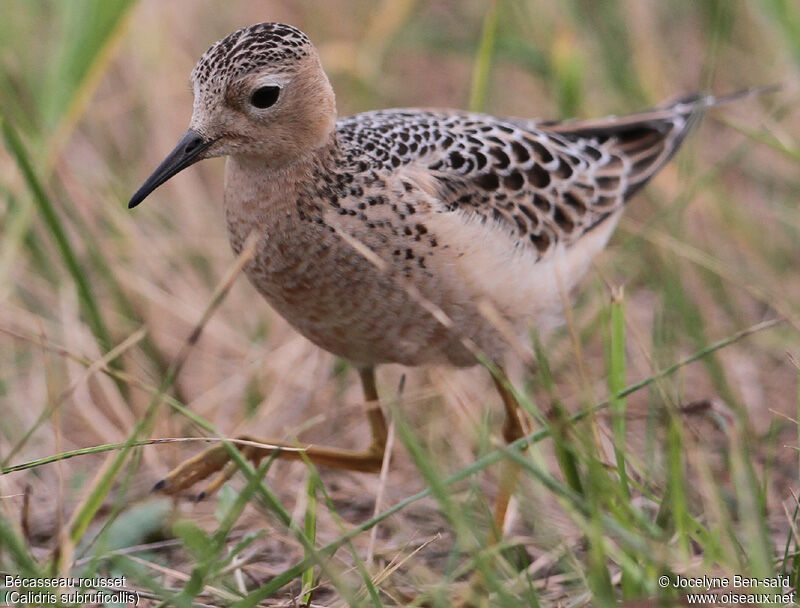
left=2, top=328, right=146, bottom=467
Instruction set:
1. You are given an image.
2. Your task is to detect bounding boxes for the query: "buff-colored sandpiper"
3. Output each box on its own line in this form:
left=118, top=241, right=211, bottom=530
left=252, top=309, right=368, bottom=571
left=130, top=22, right=766, bottom=534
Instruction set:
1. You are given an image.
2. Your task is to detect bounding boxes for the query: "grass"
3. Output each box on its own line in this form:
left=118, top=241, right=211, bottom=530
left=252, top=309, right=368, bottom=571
left=1, top=0, right=799, bottom=606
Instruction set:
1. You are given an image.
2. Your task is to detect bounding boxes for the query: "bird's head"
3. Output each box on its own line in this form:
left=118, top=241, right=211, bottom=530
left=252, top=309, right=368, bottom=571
left=129, top=22, right=336, bottom=208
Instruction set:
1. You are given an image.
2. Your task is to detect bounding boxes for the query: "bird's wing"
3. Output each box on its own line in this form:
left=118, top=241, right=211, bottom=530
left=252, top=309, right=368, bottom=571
left=338, top=97, right=706, bottom=259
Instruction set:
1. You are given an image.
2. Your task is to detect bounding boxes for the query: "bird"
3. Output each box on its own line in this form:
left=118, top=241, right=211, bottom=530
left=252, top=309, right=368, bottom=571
left=129, top=21, right=766, bottom=531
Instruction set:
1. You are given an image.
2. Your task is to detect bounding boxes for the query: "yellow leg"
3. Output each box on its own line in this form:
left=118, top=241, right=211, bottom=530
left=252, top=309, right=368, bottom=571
left=489, top=370, right=526, bottom=540
left=154, top=365, right=387, bottom=499
left=466, top=368, right=527, bottom=604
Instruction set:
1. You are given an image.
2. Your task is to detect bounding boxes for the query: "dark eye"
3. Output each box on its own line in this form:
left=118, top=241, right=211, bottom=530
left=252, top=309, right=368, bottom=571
left=250, top=85, right=280, bottom=109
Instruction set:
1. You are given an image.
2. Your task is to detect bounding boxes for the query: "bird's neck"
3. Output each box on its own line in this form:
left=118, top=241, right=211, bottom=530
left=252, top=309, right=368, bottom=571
left=222, top=131, right=341, bottom=253
left=225, top=130, right=339, bottom=207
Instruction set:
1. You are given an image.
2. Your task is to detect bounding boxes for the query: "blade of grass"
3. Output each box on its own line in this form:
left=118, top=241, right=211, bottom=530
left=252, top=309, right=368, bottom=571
left=301, top=473, right=319, bottom=607
left=666, top=415, right=690, bottom=557
left=468, top=0, right=499, bottom=112
left=719, top=116, right=800, bottom=164
left=608, top=289, right=630, bottom=499
left=550, top=28, right=584, bottom=116
left=1, top=2, right=184, bottom=415
left=759, top=0, right=800, bottom=68
left=224, top=448, right=361, bottom=607
left=0, top=191, right=57, bottom=292
left=1, top=328, right=146, bottom=467
left=1, top=115, right=113, bottom=353
left=170, top=454, right=277, bottom=606
left=730, top=427, right=775, bottom=579
left=388, top=399, right=482, bottom=557
left=0, top=510, right=40, bottom=575
left=563, top=0, right=646, bottom=104
left=43, top=1, right=137, bottom=161
left=308, top=465, right=384, bottom=608
left=533, top=332, right=583, bottom=495
left=1, top=0, right=136, bottom=305
left=587, top=502, right=616, bottom=608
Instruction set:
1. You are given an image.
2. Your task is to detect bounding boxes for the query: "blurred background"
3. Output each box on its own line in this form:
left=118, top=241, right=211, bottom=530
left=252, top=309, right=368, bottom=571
left=1, top=1, right=800, bottom=605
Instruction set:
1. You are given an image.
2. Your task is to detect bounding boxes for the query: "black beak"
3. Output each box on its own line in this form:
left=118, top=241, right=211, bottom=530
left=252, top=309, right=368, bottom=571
left=128, top=130, right=214, bottom=209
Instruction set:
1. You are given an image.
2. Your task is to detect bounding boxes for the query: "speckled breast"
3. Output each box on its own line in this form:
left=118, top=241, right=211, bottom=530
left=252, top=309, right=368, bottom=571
left=224, top=205, right=483, bottom=367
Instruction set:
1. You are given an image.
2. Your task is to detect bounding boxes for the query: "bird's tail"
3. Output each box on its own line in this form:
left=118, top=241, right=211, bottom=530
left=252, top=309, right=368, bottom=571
left=543, top=85, right=779, bottom=199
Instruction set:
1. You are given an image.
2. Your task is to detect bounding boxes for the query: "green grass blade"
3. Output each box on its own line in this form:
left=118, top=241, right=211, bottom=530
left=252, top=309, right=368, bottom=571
left=608, top=290, right=630, bottom=499
left=43, top=0, right=137, bottom=133
left=0, top=191, right=56, bottom=290
left=0, top=512, right=40, bottom=575
left=760, top=0, right=800, bottom=68
left=389, top=400, right=473, bottom=545
left=550, top=29, right=584, bottom=116
left=587, top=516, right=616, bottom=607
left=534, top=332, right=584, bottom=495
left=171, top=455, right=277, bottom=605
left=468, top=0, right=499, bottom=112
left=301, top=473, right=319, bottom=606
left=564, top=0, right=645, bottom=104
left=730, top=429, right=775, bottom=578
left=1, top=115, right=113, bottom=352
left=666, top=416, right=690, bottom=556
left=310, top=466, right=383, bottom=607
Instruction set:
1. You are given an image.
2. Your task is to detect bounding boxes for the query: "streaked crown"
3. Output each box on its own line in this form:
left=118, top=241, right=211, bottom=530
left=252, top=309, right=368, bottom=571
left=190, top=23, right=313, bottom=96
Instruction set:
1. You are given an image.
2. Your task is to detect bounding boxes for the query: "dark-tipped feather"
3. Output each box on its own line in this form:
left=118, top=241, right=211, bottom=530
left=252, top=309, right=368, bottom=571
left=541, top=85, right=778, bottom=199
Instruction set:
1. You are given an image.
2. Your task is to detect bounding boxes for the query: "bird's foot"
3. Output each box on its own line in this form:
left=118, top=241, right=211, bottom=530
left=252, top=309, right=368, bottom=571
left=153, top=435, right=269, bottom=501
left=153, top=435, right=385, bottom=500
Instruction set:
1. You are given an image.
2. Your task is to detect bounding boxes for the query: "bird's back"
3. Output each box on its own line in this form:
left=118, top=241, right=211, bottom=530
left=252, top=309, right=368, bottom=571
left=334, top=98, right=699, bottom=264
